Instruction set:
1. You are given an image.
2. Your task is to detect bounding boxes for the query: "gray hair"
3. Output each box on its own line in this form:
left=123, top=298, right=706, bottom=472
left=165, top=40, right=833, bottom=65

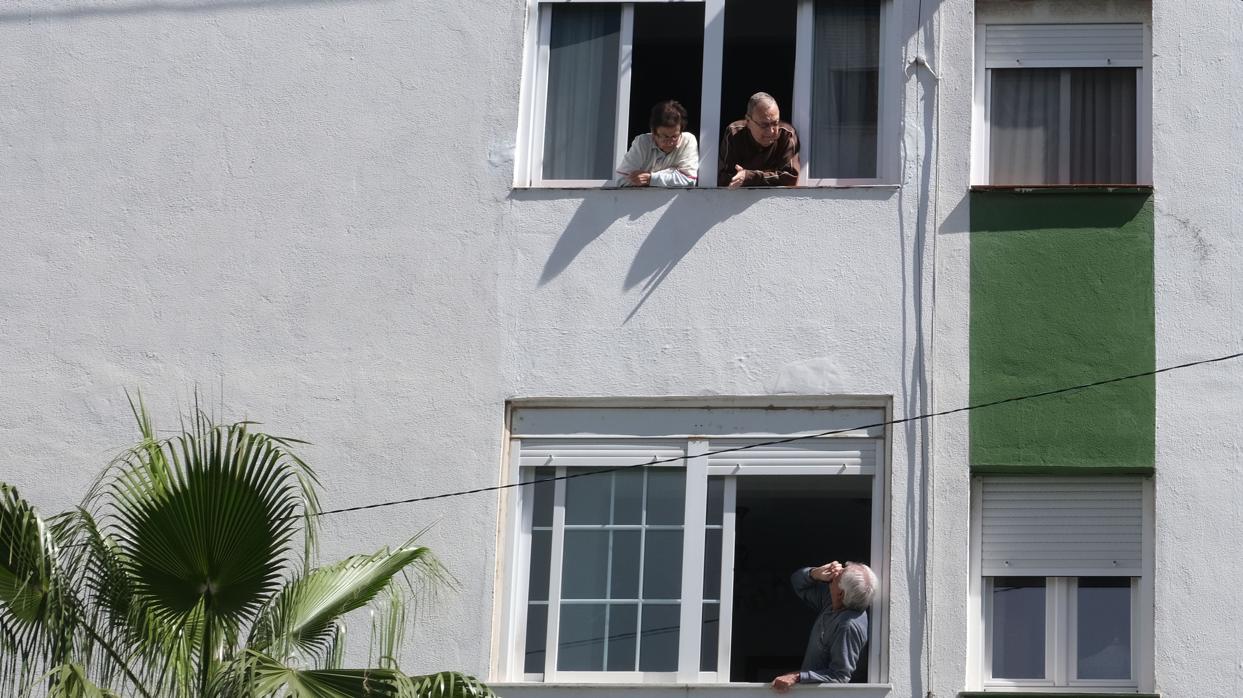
left=839, top=562, right=878, bottom=611
left=747, top=91, right=777, bottom=117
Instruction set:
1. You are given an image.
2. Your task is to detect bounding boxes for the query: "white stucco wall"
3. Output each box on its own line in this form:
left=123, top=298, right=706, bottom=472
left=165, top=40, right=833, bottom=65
left=3, top=0, right=1236, bottom=695
left=0, top=0, right=940, bottom=692
left=1152, top=0, right=1243, bottom=695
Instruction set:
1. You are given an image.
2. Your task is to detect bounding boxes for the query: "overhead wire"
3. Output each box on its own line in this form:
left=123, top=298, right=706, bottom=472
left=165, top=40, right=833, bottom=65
left=308, top=350, right=1243, bottom=519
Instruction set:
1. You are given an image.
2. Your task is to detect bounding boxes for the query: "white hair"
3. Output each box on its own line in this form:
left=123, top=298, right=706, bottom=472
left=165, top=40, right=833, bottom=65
left=839, top=562, right=877, bottom=611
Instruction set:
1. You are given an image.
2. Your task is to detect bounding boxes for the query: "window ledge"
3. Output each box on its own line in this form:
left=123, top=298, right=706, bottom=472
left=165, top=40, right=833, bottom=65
left=960, top=692, right=1158, bottom=697
left=511, top=184, right=902, bottom=192
left=969, top=185, right=1153, bottom=195
left=491, top=683, right=894, bottom=695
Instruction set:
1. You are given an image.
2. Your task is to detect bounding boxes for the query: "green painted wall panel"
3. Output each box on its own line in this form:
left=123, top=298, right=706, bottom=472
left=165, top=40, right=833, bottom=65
left=970, top=191, right=1154, bottom=472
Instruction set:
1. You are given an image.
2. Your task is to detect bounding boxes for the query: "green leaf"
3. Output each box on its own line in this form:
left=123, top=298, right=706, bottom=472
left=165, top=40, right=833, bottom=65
left=250, top=546, right=431, bottom=661
left=105, top=423, right=301, bottom=629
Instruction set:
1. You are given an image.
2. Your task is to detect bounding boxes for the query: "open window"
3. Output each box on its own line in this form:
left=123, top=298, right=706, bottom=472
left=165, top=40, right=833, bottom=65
left=973, top=22, right=1152, bottom=185
left=498, top=405, right=887, bottom=684
left=515, top=0, right=894, bottom=187
left=969, top=477, right=1153, bottom=692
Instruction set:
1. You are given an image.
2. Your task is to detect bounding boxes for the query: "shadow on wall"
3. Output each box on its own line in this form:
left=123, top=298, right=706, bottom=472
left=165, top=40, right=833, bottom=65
left=515, top=188, right=760, bottom=322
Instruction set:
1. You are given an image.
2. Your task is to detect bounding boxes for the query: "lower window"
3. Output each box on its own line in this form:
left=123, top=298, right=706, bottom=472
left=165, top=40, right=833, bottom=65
left=987, top=576, right=1135, bottom=684
left=974, top=476, right=1150, bottom=691
left=501, top=405, right=887, bottom=683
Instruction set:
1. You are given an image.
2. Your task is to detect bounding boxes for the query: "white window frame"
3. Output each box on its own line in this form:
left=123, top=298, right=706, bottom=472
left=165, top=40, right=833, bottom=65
left=971, top=21, right=1153, bottom=186
left=966, top=477, right=1155, bottom=693
left=514, top=0, right=897, bottom=188
left=495, top=402, right=890, bottom=684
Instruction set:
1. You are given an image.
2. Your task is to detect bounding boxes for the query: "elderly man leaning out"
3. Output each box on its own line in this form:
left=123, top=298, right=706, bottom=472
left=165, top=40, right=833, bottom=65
left=613, top=100, right=700, bottom=187
left=771, top=560, right=878, bottom=692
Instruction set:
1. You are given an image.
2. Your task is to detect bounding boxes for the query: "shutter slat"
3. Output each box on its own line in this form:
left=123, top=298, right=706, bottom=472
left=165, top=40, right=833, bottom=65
left=981, top=477, right=1143, bottom=576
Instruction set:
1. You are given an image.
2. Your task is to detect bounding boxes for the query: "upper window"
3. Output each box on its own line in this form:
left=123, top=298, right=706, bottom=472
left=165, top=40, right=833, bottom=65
left=971, top=477, right=1153, bottom=692
left=497, top=405, right=887, bottom=683
left=516, top=0, right=892, bottom=187
left=974, top=23, right=1152, bottom=185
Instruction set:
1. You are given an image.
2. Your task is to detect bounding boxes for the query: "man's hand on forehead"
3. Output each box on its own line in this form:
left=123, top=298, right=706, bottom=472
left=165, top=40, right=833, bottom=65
left=810, top=561, right=844, bottom=582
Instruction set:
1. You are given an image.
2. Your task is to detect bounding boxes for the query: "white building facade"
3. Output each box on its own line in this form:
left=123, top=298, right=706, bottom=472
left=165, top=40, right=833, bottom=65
left=1, top=0, right=1239, bottom=696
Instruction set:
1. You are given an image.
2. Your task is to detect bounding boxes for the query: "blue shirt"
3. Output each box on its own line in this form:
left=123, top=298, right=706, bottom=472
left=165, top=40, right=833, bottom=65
left=791, top=567, right=869, bottom=683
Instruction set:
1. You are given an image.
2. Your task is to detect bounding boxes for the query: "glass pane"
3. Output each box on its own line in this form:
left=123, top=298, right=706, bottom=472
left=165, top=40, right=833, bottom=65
left=613, top=469, right=644, bottom=525
left=702, top=528, right=722, bottom=601
left=543, top=4, right=620, bottom=180
left=562, top=530, right=609, bottom=599
left=558, top=604, right=607, bottom=671
left=639, top=603, right=681, bottom=671
left=645, top=469, right=685, bottom=525
left=642, top=529, right=684, bottom=600
left=990, top=68, right=1062, bottom=184
left=524, top=604, right=548, bottom=673
left=1069, top=68, right=1137, bottom=184
left=1077, top=578, right=1132, bottom=680
left=606, top=604, right=638, bottom=671
left=991, top=577, right=1046, bottom=679
left=700, top=602, right=720, bottom=672
left=611, top=530, right=641, bottom=599
left=565, top=468, right=611, bottom=525
left=706, top=476, right=724, bottom=525
left=532, top=466, right=556, bottom=527
left=811, top=0, right=880, bottom=179
left=528, top=529, right=551, bottom=602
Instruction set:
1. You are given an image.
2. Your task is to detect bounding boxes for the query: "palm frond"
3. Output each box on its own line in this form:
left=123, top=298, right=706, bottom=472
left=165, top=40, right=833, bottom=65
left=250, top=546, right=432, bottom=664
left=0, top=484, right=77, bottom=694
left=31, top=663, right=122, bottom=698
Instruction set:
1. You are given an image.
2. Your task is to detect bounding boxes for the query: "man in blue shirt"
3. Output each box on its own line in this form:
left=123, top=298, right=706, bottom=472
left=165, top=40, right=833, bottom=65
left=771, top=560, right=878, bottom=691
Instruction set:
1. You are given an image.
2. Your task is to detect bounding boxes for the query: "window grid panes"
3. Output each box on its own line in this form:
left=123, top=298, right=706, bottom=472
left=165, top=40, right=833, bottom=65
left=533, top=466, right=685, bottom=673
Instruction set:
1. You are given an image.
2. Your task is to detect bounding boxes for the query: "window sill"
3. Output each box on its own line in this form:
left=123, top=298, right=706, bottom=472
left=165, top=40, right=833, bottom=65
left=959, top=685, right=1153, bottom=690
left=491, top=682, right=893, bottom=695
left=512, top=184, right=902, bottom=192
left=960, top=692, right=1157, bottom=697
left=969, top=185, right=1153, bottom=195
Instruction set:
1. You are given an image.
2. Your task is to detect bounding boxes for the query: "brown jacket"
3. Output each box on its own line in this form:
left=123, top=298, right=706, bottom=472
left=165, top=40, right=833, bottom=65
left=717, top=120, right=801, bottom=186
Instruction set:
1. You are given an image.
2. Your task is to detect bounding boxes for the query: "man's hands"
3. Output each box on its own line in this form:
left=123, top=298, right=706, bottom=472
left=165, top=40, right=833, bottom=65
left=728, top=164, right=748, bottom=188
left=809, top=561, right=844, bottom=583
left=626, top=171, right=653, bottom=187
left=770, top=672, right=799, bottom=693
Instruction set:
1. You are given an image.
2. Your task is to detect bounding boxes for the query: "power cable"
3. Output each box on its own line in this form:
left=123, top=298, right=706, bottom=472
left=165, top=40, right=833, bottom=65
left=309, top=350, right=1243, bottom=519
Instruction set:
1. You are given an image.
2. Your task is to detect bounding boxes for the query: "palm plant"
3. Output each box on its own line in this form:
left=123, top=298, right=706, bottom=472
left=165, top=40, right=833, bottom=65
left=0, top=398, right=496, bottom=698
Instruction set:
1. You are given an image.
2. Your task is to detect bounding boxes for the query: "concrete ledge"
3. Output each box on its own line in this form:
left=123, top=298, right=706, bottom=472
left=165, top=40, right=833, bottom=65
left=490, top=683, right=893, bottom=698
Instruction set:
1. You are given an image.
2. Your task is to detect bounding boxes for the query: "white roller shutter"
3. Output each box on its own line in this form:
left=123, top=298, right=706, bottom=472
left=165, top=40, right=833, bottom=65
left=981, top=477, right=1143, bottom=576
left=518, top=439, right=685, bottom=468
left=706, top=437, right=878, bottom=472
left=984, top=24, right=1145, bottom=68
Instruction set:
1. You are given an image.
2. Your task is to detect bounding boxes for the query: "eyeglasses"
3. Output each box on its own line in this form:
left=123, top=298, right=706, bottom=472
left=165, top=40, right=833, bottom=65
left=747, top=115, right=781, bottom=130
left=653, top=131, right=682, bottom=143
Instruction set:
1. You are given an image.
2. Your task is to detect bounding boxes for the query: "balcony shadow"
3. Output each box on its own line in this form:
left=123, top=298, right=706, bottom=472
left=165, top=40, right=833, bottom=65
left=516, top=188, right=675, bottom=286
left=621, top=191, right=761, bottom=322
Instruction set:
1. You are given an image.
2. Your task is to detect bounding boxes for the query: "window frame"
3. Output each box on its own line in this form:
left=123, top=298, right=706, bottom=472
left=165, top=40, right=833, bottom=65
left=514, top=0, right=898, bottom=188
left=967, top=477, right=1155, bottom=693
left=495, top=402, right=890, bottom=684
left=971, top=20, right=1154, bottom=187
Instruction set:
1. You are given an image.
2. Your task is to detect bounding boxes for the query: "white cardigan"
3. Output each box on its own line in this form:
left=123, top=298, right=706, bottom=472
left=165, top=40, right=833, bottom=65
left=612, top=132, right=700, bottom=188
